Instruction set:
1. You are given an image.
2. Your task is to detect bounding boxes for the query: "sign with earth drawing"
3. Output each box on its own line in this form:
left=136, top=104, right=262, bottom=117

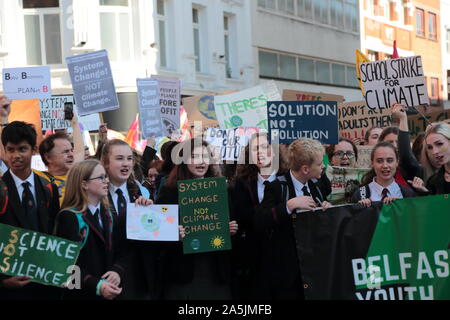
left=177, top=177, right=231, bottom=254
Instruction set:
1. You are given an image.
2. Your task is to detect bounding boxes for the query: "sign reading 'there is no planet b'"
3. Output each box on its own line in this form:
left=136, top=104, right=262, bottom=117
left=267, top=101, right=339, bottom=145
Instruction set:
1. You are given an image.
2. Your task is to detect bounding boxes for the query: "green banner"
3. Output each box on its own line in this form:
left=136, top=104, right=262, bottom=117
left=178, top=177, right=231, bottom=254
left=0, top=223, right=81, bottom=287
left=356, top=194, right=450, bottom=300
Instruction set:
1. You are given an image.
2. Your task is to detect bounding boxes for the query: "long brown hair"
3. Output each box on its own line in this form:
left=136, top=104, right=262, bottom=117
left=165, top=138, right=220, bottom=188
left=236, top=132, right=288, bottom=182
left=360, top=142, right=399, bottom=186
left=60, top=160, right=110, bottom=213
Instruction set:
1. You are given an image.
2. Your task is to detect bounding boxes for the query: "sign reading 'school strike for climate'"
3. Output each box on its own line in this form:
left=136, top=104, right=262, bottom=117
left=177, top=177, right=231, bottom=255
left=359, top=56, right=429, bottom=110
left=267, top=101, right=339, bottom=145
left=0, top=223, right=81, bottom=287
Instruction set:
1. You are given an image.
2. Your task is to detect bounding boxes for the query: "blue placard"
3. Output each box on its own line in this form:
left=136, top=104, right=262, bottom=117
left=267, top=101, right=339, bottom=145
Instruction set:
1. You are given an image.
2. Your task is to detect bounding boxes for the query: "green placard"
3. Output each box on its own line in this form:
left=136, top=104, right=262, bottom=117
left=0, top=223, right=81, bottom=287
left=178, top=177, right=231, bottom=254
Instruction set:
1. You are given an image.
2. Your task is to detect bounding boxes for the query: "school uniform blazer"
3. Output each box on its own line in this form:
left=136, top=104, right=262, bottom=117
left=351, top=184, right=417, bottom=203
left=55, top=205, right=126, bottom=300
left=155, top=184, right=233, bottom=287
left=426, top=166, right=450, bottom=195
left=0, top=170, right=60, bottom=300
left=254, top=172, right=327, bottom=299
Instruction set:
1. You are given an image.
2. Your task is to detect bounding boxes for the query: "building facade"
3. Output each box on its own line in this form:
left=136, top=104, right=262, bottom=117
left=252, top=0, right=362, bottom=102
left=441, top=0, right=450, bottom=109
left=0, top=0, right=256, bottom=131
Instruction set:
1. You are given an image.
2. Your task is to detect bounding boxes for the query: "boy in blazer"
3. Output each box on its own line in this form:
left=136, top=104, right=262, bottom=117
left=255, top=138, right=331, bottom=300
left=0, top=121, right=60, bottom=300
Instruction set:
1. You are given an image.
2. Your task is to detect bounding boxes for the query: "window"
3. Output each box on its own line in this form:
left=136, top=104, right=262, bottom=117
left=316, top=61, right=330, bottom=83
left=344, top=0, right=358, bottom=33
left=416, top=8, right=425, bottom=37
left=346, top=65, right=358, bottom=87
left=428, top=13, right=437, bottom=40
left=0, top=12, right=4, bottom=48
left=23, top=0, right=62, bottom=65
left=332, top=64, right=346, bottom=86
left=99, top=0, right=133, bottom=61
left=192, top=6, right=208, bottom=73
left=156, top=0, right=171, bottom=68
left=314, top=0, right=329, bottom=25
left=367, top=50, right=377, bottom=61
left=259, top=51, right=278, bottom=77
left=223, top=14, right=237, bottom=78
left=430, top=78, right=439, bottom=100
left=280, top=54, right=296, bottom=80
left=192, top=8, right=201, bottom=72
left=447, top=29, right=450, bottom=54
left=298, top=58, right=314, bottom=81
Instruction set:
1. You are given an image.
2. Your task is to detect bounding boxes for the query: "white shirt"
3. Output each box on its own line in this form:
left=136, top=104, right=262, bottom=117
left=368, top=178, right=403, bottom=201
left=109, top=183, right=131, bottom=214
left=257, top=172, right=277, bottom=203
left=10, top=170, right=36, bottom=202
left=286, top=171, right=312, bottom=214
left=88, top=203, right=103, bottom=228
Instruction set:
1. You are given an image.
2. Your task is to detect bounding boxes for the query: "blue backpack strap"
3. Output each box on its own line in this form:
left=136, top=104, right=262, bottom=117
left=66, top=208, right=89, bottom=248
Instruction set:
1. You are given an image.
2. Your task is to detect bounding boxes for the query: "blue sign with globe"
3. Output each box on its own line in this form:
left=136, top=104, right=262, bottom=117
left=197, top=95, right=217, bottom=120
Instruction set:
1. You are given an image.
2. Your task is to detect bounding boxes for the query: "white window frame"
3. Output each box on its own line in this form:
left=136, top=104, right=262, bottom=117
left=99, top=0, right=134, bottom=62
left=223, top=13, right=238, bottom=79
left=23, top=6, right=63, bottom=66
left=192, top=5, right=207, bottom=73
left=156, top=0, right=170, bottom=69
left=0, top=11, right=4, bottom=49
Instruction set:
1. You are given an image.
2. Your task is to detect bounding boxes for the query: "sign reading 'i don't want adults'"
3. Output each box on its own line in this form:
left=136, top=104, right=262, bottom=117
left=267, top=101, right=339, bottom=145
left=359, top=56, right=429, bottom=110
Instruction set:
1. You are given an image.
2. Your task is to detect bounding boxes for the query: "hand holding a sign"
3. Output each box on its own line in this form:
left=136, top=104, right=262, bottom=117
left=102, top=271, right=121, bottom=286
left=99, top=123, right=108, bottom=142
left=287, top=196, right=317, bottom=212
left=391, top=103, right=408, bottom=131
left=135, top=196, right=153, bottom=206
left=229, top=220, right=238, bottom=236
left=100, top=281, right=122, bottom=300
left=0, top=94, right=11, bottom=122
left=0, top=276, right=31, bottom=289
left=358, top=198, right=372, bottom=208
left=179, top=225, right=186, bottom=240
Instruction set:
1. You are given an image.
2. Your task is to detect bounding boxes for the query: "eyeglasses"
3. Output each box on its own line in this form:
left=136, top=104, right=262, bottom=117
left=87, top=175, right=109, bottom=182
left=333, top=151, right=355, bottom=159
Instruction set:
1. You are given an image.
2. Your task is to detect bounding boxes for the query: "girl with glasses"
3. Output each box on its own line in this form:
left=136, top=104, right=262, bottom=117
left=55, top=160, right=126, bottom=300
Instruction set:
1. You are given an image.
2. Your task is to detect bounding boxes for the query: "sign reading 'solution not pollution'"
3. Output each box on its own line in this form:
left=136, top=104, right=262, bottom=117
left=177, top=177, right=231, bottom=254
left=66, top=50, right=119, bottom=116
left=0, top=223, right=81, bottom=287
left=359, top=56, right=429, bottom=110
left=267, top=101, right=339, bottom=145
left=137, top=79, right=163, bottom=138
left=338, top=101, right=392, bottom=140
left=2, top=66, right=51, bottom=100
left=151, top=75, right=181, bottom=136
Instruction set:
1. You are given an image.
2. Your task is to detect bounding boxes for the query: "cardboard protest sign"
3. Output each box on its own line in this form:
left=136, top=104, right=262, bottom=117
left=137, top=79, right=163, bottom=138
left=204, top=127, right=258, bottom=161
left=359, top=56, right=429, bottom=110
left=338, top=101, right=392, bottom=140
left=66, top=50, right=119, bottom=116
left=177, top=177, right=231, bottom=254
left=31, top=154, right=47, bottom=172
left=126, top=205, right=179, bottom=241
left=214, top=81, right=281, bottom=129
left=0, top=223, right=81, bottom=287
left=267, top=101, right=339, bottom=145
left=10, top=99, right=43, bottom=145
left=283, top=89, right=345, bottom=102
left=355, top=49, right=370, bottom=95
left=325, top=165, right=370, bottom=205
left=355, top=145, right=374, bottom=169
left=151, top=76, right=181, bottom=136
left=407, top=109, right=450, bottom=138
left=183, top=94, right=219, bottom=128
left=2, top=66, right=51, bottom=100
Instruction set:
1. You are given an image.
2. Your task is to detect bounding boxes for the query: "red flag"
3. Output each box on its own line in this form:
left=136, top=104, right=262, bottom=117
left=392, top=40, right=399, bottom=58
left=124, top=114, right=140, bottom=150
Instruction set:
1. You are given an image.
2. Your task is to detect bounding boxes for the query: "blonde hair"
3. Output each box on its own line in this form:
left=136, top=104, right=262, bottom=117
left=61, top=159, right=110, bottom=213
left=288, top=138, right=324, bottom=171
left=420, top=122, right=450, bottom=181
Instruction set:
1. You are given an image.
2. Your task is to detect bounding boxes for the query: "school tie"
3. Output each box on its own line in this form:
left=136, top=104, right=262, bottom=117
left=263, top=180, right=270, bottom=190
left=93, top=208, right=103, bottom=231
left=116, top=189, right=127, bottom=218
left=381, top=188, right=389, bottom=201
left=22, top=182, right=38, bottom=231
left=302, top=185, right=311, bottom=197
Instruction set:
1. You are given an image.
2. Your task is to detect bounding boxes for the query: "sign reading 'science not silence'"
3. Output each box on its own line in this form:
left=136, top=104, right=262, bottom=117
left=177, top=177, right=231, bottom=254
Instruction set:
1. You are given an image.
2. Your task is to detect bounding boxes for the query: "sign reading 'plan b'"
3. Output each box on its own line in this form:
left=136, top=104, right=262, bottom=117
left=267, top=101, right=339, bottom=145
left=66, top=50, right=119, bottom=116
left=359, top=56, right=429, bottom=110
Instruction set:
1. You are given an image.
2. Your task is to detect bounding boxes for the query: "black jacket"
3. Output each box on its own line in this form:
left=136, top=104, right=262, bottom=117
left=0, top=170, right=60, bottom=300
left=398, top=130, right=424, bottom=181
left=254, top=172, right=327, bottom=299
left=426, top=166, right=450, bottom=195
left=55, top=205, right=127, bottom=300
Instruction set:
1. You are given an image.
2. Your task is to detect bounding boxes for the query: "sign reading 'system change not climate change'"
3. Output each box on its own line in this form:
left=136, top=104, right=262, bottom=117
left=66, top=50, right=119, bottom=116
left=0, top=223, right=81, bottom=287
left=2, top=66, right=51, bottom=100
left=359, top=56, right=429, bottom=110
left=267, top=101, right=339, bottom=145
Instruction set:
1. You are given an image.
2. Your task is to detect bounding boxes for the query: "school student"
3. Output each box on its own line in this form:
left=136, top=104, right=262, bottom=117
left=55, top=160, right=126, bottom=300
left=352, top=142, right=420, bottom=205
left=100, top=139, right=153, bottom=299
left=364, top=127, right=383, bottom=146
left=326, top=137, right=359, bottom=168
left=231, top=132, right=287, bottom=299
left=0, top=121, right=61, bottom=300
left=155, top=138, right=238, bottom=300
left=256, top=138, right=331, bottom=300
